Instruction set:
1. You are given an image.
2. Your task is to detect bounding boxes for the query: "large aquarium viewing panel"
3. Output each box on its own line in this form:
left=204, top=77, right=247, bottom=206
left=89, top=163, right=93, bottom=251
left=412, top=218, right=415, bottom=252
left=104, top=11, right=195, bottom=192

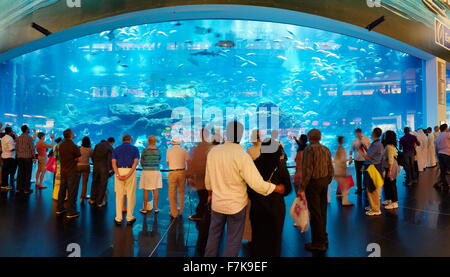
left=0, top=19, right=424, bottom=160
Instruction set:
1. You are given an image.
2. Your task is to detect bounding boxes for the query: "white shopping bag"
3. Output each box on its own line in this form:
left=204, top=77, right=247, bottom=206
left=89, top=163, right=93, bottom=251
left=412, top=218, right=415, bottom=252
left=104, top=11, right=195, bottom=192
left=289, top=197, right=309, bottom=233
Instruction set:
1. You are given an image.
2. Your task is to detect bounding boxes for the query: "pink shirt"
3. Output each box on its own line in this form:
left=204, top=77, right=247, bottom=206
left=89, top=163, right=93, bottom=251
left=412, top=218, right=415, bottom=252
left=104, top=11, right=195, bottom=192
left=36, top=140, right=52, bottom=157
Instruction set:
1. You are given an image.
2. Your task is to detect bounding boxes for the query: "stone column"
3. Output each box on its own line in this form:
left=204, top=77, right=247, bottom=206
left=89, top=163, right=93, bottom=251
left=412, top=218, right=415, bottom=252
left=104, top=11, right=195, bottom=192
left=425, top=57, right=447, bottom=127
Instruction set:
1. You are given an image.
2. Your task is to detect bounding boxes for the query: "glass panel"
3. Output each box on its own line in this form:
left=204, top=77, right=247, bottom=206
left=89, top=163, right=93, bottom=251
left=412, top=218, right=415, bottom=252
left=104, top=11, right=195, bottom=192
left=0, top=19, right=424, bottom=161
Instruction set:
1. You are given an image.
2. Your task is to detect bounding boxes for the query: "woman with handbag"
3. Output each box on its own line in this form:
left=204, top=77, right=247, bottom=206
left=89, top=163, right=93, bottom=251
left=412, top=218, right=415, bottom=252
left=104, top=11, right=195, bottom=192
left=249, top=138, right=292, bottom=257
left=382, top=130, right=399, bottom=210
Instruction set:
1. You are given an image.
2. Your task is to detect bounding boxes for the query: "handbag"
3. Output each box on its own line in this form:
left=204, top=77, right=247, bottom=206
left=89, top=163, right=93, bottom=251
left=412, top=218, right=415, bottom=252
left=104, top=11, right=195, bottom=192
left=46, top=156, right=57, bottom=173
left=390, top=158, right=402, bottom=181
left=397, top=151, right=406, bottom=167
left=338, top=175, right=355, bottom=192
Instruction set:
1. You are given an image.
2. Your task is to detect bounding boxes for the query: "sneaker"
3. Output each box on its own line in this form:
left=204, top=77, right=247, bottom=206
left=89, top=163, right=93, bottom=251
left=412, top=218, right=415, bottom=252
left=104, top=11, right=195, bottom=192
left=365, top=206, right=372, bottom=211
left=382, top=200, right=392, bottom=206
left=385, top=202, right=398, bottom=210
left=140, top=208, right=148, bottom=214
left=366, top=210, right=382, bottom=216
left=66, top=212, right=80, bottom=219
left=56, top=209, right=67, bottom=215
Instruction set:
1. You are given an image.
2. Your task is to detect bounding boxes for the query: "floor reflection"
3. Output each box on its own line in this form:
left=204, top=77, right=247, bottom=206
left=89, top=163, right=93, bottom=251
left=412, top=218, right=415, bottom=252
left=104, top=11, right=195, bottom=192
left=1, top=167, right=450, bottom=256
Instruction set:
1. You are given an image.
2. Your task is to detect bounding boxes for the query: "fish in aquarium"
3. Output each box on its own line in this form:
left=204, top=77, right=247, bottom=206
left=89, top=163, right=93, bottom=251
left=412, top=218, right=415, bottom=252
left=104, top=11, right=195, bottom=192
left=0, top=19, right=425, bottom=159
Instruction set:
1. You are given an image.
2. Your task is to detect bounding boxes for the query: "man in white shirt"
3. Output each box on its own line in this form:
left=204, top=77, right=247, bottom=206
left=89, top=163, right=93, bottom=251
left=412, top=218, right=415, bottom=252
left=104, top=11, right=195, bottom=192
left=349, top=128, right=371, bottom=195
left=204, top=121, right=285, bottom=257
left=166, top=139, right=190, bottom=218
left=1, top=127, right=16, bottom=190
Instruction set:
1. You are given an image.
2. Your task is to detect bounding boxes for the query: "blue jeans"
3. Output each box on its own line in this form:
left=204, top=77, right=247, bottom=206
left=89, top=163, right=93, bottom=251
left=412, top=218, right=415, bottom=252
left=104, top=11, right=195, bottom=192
left=204, top=206, right=247, bottom=257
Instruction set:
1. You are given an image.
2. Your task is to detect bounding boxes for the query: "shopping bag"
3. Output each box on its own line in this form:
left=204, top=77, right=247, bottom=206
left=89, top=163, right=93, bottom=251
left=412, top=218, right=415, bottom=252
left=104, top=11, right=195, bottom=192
left=46, top=156, right=56, bottom=173
left=338, top=175, right=355, bottom=192
left=367, top=164, right=384, bottom=188
left=290, top=197, right=309, bottom=233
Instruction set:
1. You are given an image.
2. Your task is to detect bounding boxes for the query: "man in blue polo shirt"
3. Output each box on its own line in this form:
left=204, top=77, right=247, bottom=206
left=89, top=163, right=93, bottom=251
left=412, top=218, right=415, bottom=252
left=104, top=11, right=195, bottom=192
left=112, top=134, right=140, bottom=225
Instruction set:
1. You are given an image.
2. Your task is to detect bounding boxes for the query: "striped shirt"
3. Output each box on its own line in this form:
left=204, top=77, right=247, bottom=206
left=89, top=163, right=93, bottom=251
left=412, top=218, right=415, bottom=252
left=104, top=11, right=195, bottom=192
left=16, top=134, right=35, bottom=159
left=141, top=148, right=161, bottom=171
left=300, top=143, right=334, bottom=191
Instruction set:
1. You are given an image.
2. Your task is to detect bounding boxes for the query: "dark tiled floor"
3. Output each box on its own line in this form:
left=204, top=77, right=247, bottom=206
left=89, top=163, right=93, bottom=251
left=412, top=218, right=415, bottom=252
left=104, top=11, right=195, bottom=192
left=0, top=166, right=449, bottom=257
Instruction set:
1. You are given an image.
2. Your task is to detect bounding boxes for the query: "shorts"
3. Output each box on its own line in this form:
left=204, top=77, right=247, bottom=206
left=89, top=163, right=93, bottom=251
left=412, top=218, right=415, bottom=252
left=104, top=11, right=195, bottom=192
left=38, top=156, right=47, bottom=171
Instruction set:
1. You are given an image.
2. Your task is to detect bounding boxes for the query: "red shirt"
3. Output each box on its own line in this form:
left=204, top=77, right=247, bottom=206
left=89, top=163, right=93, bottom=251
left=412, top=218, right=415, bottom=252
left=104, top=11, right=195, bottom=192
left=36, top=140, right=50, bottom=157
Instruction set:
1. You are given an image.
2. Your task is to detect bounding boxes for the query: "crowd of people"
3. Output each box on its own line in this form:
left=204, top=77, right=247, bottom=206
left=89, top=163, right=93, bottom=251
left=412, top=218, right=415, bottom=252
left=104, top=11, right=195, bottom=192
left=0, top=120, right=449, bottom=256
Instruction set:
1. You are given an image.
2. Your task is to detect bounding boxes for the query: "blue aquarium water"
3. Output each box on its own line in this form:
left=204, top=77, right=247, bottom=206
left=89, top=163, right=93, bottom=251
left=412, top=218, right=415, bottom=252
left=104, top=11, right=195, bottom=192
left=0, top=19, right=424, bottom=161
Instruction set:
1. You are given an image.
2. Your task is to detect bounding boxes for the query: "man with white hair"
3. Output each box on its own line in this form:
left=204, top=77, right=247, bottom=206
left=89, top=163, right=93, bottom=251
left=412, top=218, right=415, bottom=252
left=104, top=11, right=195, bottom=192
left=298, top=128, right=334, bottom=252
left=166, top=138, right=190, bottom=218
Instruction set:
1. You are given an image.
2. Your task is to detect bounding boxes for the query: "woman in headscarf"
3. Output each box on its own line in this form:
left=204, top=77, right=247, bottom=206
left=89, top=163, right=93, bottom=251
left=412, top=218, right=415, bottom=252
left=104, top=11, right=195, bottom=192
left=249, top=139, right=292, bottom=257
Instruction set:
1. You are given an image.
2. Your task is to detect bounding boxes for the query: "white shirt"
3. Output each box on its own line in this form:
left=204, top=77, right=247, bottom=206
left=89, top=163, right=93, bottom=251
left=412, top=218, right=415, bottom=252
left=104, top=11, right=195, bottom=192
left=1, top=134, right=15, bottom=159
left=205, top=142, right=275, bottom=215
left=166, top=145, right=189, bottom=170
left=350, top=136, right=371, bottom=161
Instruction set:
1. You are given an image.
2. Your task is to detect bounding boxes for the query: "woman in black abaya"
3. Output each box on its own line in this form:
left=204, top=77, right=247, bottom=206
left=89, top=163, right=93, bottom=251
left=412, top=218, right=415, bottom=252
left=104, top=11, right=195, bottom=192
left=248, top=139, right=292, bottom=257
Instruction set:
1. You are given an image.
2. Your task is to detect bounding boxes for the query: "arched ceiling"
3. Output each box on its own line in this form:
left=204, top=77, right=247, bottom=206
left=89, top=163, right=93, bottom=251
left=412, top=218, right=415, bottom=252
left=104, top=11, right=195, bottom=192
left=0, top=0, right=448, bottom=62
